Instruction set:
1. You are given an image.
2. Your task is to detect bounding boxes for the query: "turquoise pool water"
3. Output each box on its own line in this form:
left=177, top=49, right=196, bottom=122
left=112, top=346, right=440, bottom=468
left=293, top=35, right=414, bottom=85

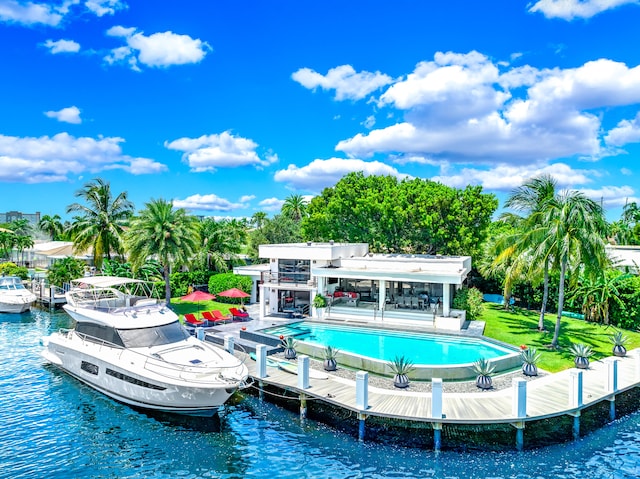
left=262, top=322, right=514, bottom=364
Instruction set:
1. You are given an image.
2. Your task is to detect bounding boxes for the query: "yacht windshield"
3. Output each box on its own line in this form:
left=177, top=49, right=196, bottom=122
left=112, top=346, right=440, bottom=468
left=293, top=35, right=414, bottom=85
left=117, top=321, right=190, bottom=348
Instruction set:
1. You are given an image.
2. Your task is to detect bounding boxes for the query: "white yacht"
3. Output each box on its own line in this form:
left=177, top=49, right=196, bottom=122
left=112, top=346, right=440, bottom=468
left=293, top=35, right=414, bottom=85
left=0, top=276, right=37, bottom=313
left=41, top=276, right=248, bottom=416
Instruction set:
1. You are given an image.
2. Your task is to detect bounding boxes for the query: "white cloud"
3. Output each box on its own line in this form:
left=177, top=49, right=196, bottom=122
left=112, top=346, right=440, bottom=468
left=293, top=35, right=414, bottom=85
left=44, top=106, right=82, bottom=124
left=337, top=53, right=640, bottom=165
left=85, top=0, right=125, bottom=17
left=292, top=64, right=393, bottom=101
left=363, top=115, right=376, bottom=129
left=239, top=195, right=255, bottom=203
left=605, top=112, right=640, bottom=146
left=529, top=0, right=638, bottom=20
left=173, top=194, right=245, bottom=212
left=44, top=38, right=80, bottom=54
left=579, top=185, right=638, bottom=209
left=0, top=132, right=166, bottom=183
left=432, top=162, right=597, bottom=191
left=274, top=157, right=408, bottom=191
left=0, top=0, right=65, bottom=26
left=621, top=167, right=633, bottom=176
left=259, top=197, right=285, bottom=212
left=105, top=25, right=210, bottom=69
left=165, top=131, right=276, bottom=172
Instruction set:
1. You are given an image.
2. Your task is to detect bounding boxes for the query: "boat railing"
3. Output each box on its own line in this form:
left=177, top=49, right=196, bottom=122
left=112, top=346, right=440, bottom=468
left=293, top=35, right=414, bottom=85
left=67, top=329, right=246, bottom=384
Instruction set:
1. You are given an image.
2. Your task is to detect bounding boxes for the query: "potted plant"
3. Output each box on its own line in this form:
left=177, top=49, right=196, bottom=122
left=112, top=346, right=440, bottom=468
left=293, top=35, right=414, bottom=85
left=388, top=355, right=415, bottom=388
left=472, top=358, right=495, bottom=389
left=609, top=331, right=629, bottom=357
left=281, top=336, right=297, bottom=360
left=520, top=346, right=541, bottom=377
left=313, top=293, right=327, bottom=319
left=570, top=343, right=594, bottom=369
left=323, top=345, right=339, bottom=371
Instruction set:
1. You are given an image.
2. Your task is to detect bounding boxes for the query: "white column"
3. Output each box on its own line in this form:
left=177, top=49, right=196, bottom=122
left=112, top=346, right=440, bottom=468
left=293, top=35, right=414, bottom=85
left=442, top=283, right=451, bottom=317
left=569, top=370, right=583, bottom=408
left=256, top=344, right=267, bottom=379
left=378, top=279, right=387, bottom=311
left=224, top=335, right=235, bottom=354
left=605, top=358, right=618, bottom=394
left=512, top=378, right=527, bottom=418
left=356, top=371, right=368, bottom=410
left=431, top=378, right=443, bottom=419
left=258, top=285, right=265, bottom=320
left=298, top=355, right=310, bottom=390
left=250, top=279, right=257, bottom=304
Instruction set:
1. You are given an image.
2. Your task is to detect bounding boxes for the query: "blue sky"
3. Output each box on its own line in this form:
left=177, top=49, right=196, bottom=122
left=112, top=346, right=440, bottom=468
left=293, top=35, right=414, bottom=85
left=1, top=0, right=640, bottom=222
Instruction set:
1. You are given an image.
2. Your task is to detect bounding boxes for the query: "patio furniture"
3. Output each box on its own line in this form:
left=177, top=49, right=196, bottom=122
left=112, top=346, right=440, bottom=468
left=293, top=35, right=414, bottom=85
left=229, top=307, right=250, bottom=321
left=184, top=313, right=205, bottom=327
left=202, top=311, right=230, bottom=325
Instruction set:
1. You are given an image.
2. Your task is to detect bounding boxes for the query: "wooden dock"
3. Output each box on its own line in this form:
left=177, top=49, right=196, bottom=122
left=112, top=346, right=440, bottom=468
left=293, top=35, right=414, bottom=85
left=241, top=348, right=640, bottom=449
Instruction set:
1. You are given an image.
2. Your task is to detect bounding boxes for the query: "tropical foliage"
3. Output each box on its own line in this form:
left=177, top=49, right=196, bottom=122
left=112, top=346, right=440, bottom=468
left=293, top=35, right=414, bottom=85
left=196, top=218, right=246, bottom=272
left=66, top=178, right=133, bottom=269
left=47, top=257, right=86, bottom=287
left=452, top=287, right=484, bottom=321
left=301, top=172, right=497, bottom=257
left=0, top=262, right=29, bottom=279
left=38, top=214, right=64, bottom=240
left=126, top=199, right=200, bottom=304
left=208, top=273, right=252, bottom=303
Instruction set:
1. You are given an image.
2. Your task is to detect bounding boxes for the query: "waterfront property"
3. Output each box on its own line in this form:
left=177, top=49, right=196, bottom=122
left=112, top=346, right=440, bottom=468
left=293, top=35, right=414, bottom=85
left=236, top=242, right=471, bottom=330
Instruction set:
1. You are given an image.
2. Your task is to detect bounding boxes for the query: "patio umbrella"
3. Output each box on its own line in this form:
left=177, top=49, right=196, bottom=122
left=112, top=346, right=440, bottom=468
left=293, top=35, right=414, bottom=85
left=217, top=288, right=250, bottom=305
left=179, top=290, right=216, bottom=314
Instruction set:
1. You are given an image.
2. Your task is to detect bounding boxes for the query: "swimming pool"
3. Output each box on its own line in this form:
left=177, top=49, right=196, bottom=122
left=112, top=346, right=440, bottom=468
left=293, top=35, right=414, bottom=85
left=256, top=321, right=520, bottom=380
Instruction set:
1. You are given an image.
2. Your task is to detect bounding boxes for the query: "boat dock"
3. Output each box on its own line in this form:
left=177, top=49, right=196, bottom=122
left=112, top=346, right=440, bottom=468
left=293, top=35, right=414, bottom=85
left=31, top=282, right=67, bottom=307
left=234, top=341, right=640, bottom=450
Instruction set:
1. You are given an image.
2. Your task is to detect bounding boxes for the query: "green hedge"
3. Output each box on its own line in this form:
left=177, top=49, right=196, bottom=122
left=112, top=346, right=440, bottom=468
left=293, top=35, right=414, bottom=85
left=208, top=273, right=252, bottom=304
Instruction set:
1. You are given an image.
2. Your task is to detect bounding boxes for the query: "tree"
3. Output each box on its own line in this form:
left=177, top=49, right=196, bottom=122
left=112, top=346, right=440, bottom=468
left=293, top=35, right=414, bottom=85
left=0, top=231, right=16, bottom=261
left=531, top=190, right=608, bottom=348
left=39, top=214, right=64, bottom=240
left=250, top=211, right=267, bottom=229
left=281, top=194, right=308, bottom=221
left=247, top=214, right=302, bottom=261
left=14, top=235, right=34, bottom=266
left=9, top=218, right=31, bottom=236
left=501, top=175, right=557, bottom=329
left=570, top=269, right=630, bottom=325
left=66, top=178, right=133, bottom=269
left=197, top=218, right=247, bottom=272
left=126, top=199, right=200, bottom=305
left=301, top=172, right=497, bottom=257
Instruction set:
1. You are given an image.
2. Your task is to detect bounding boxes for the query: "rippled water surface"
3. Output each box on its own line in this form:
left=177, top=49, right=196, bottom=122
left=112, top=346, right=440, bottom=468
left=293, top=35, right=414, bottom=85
left=1, top=309, right=640, bottom=479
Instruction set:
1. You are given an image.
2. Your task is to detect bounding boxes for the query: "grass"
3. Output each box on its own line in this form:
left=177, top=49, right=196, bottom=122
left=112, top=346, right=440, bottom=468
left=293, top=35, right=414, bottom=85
left=481, top=303, right=640, bottom=372
left=170, top=299, right=235, bottom=320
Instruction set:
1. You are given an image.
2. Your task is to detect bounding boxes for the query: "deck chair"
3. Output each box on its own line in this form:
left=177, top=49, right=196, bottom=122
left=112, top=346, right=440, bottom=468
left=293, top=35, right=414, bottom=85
left=184, top=313, right=205, bottom=326
left=202, top=310, right=229, bottom=325
left=229, top=307, right=250, bottom=321
left=212, top=310, right=232, bottom=323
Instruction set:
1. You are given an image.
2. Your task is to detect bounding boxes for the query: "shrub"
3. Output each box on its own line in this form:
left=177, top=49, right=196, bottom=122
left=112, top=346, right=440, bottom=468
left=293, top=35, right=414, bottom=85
left=0, top=262, right=29, bottom=279
left=208, top=273, right=252, bottom=304
left=170, top=270, right=212, bottom=297
left=453, top=287, right=484, bottom=321
left=47, top=257, right=86, bottom=287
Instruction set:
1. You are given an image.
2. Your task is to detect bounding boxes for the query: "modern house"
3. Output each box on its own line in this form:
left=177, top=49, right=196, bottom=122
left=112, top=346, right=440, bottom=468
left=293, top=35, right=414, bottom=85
left=236, top=242, right=472, bottom=331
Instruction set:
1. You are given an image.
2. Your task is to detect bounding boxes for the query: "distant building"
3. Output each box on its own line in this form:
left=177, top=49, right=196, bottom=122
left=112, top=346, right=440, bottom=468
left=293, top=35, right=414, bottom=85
left=0, top=211, right=41, bottom=225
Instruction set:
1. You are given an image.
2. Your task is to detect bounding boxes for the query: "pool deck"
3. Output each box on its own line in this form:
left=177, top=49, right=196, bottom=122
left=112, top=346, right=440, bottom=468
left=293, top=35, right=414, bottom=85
left=204, top=306, right=640, bottom=448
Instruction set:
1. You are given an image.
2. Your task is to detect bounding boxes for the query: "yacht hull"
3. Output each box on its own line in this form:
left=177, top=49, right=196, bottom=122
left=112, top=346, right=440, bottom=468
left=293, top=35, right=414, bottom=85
left=0, top=300, right=35, bottom=313
left=41, top=332, right=247, bottom=416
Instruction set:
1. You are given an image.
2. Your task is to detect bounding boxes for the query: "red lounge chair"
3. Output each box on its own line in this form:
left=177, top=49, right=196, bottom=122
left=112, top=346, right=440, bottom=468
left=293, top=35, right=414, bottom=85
left=184, top=313, right=205, bottom=326
left=212, top=310, right=232, bottom=323
left=202, top=310, right=230, bottom=325
left=229, top=307, right=250, bottom=321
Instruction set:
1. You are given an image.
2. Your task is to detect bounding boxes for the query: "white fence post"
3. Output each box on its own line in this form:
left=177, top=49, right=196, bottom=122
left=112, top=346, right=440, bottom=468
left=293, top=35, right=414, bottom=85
left=298, top=355, right=309, bottom=390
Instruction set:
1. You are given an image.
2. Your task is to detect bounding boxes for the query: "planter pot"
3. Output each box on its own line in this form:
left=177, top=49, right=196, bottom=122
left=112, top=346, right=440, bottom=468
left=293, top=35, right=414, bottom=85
left=613, top=345, right=627, bottom=357
left=284, top=348, right=297, bottom=360
left=476, top=375, right=492, bottom=390
left=522, top=363, right=538, bottom=377
left=323, top=358, right=337, bottom=371
left=574, top=357, right=589, bottom=369
left=393, top=374, right=410, bottom=388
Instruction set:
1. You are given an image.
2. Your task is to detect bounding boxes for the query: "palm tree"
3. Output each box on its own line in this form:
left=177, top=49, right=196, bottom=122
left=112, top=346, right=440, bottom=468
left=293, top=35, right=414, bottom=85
left=502, top=175, right=557, bottom=330
left=126, top=199, right=200, bottom=305
left=39, top=214, right=63, bottom=240
left=250, top=211, right=267, bottom=229
left=14, top=235, right=34, bottom=266
left=531, top=190, right=608, bottom=348
left=281, top=194, right=308, bottom=221
left=570, top=269, right=630, bottom=325
left=66, top=178, right=133, bottom=269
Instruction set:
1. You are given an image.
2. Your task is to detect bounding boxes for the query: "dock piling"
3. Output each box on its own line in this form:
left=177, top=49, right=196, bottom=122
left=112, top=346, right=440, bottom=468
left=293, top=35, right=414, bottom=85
left=300, top=393, right=307, bottom=420
left=512, top=378, right=527, bottom=418
left=569, top=370, right=583, bottom=408
left=298, top=356, right=309, bottom=390
left=431, top=378, right=443, bottom=451
left=256, top=344, right=267, bottom=379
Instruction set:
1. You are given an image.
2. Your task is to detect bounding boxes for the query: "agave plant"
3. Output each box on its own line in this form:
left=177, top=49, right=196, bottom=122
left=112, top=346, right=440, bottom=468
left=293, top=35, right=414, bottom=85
left=472, top=358, right=495, bottom=389
left=570, top=343, right=594, bottom=369
left=322, top=345, right=339, bottom=371
left=388, top=355, right=415, bottom=388
left=609, top=331, right=629, bottom=357
left=281, top=336, right=297, bottom=360
left=520, top=347, right=541, bottom=377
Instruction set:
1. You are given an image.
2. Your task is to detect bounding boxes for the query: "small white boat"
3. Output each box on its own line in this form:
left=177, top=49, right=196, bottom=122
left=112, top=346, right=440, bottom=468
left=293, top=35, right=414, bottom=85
left=41, top=276, right=249, bottom=416
left=0, top=276, right=37, bottom=313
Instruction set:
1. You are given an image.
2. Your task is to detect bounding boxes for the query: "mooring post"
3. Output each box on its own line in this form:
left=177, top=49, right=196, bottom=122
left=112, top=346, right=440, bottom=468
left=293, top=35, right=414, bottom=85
left=606, top=358, right=619, bottom=421
left=512, top=379, right=527, bottom=451
left=224, top=335, right=235, bottom=354
left=356, top=371, right=368, bottom=442
left=431, top=378, right=443, bottom=451
left=195, top=327, right=205, bottom=341
left=256, top=344, right=267, bottom=379
left=300, top=393, right=307, bottom=420
left=569, top=370, right=583, bottom=440
left=298, top=355, right=310, bottom=390
left=514, top=422, right=525, bottom=452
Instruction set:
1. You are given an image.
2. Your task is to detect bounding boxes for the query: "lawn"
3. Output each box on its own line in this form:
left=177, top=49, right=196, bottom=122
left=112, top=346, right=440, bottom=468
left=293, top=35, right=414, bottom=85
left=481, top=303, right=640, bottom=372
left=171, top=299, right=234, bottom=319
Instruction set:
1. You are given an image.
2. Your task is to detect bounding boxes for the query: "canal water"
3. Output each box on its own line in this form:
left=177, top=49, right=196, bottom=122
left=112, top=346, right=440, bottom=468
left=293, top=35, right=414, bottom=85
left=1, top=309, right=639, bottom=479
